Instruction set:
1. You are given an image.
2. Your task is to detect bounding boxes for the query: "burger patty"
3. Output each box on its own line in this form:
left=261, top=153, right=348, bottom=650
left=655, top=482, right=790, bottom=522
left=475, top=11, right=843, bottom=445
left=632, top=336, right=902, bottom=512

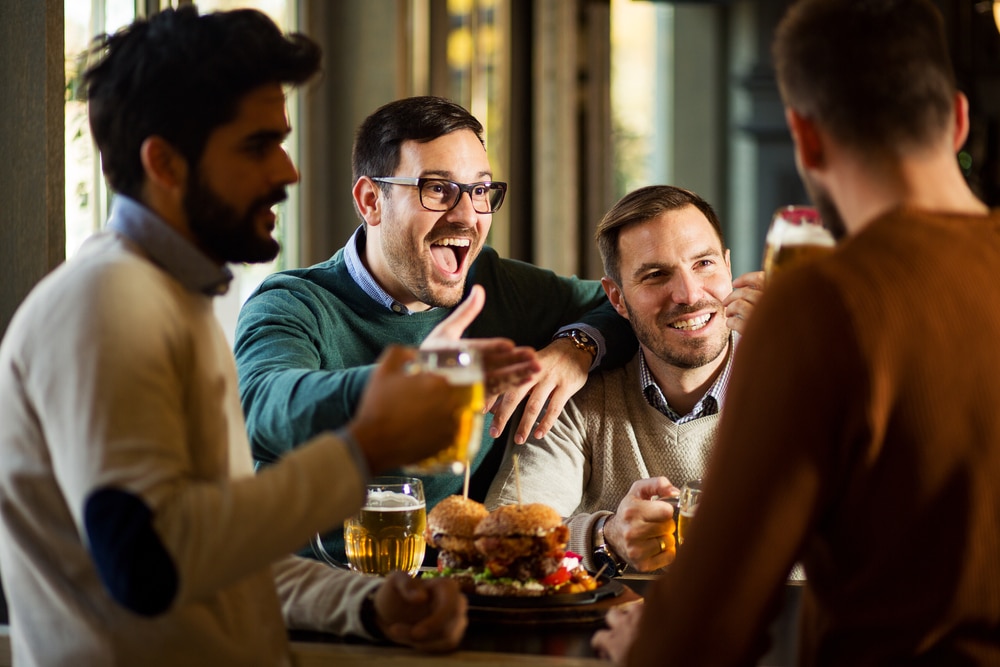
left=484, top=553, right=561, bottom=581
left=474, top=524, right=569, bottom=562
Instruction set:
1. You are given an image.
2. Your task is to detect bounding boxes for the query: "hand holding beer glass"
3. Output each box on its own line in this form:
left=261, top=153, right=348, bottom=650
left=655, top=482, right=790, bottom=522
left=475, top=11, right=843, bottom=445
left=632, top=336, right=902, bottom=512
left=314, top=476, right=427, bottom=576
left=402, top=344, right=485, bottom=475
left=762, top=205, right=836, bottom=282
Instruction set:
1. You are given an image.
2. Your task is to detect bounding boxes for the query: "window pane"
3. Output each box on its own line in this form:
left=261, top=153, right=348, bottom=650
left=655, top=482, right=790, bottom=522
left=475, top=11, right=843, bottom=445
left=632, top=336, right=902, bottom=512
left=611, top=0, right=672, bottom=196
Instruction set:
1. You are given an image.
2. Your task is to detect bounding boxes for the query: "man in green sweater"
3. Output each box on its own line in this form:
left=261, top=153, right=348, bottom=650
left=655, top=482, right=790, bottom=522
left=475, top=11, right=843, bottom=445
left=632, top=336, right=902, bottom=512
left=234, top=96, right=637, bottom=561
left=487, top=185, right=764, bottom=575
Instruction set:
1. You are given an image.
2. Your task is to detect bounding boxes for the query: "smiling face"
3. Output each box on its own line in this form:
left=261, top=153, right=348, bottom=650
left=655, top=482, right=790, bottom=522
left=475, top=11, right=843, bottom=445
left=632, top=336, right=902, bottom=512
left=360, top=129, right=493, bottom=310
left=603, top=205, right=733, bottom=372
left=186, top=83, right=298, bottom=264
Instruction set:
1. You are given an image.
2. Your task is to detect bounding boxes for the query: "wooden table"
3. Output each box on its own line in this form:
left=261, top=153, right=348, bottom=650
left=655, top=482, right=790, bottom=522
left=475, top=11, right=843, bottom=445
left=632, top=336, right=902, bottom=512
left=288, top=575, right=804, bottom=667
left=0, top=576, right=803, bottom=666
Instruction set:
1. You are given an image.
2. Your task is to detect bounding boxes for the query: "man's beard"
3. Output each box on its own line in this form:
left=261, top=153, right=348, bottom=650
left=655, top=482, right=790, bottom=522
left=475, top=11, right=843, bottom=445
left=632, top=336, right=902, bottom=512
left=184, top=173, right=285, bottom=264
left=802, top=174, right=847, bottom=241
left=624, top=299, right=730, bottom=370
left=380, top=220, right=474, bottom=309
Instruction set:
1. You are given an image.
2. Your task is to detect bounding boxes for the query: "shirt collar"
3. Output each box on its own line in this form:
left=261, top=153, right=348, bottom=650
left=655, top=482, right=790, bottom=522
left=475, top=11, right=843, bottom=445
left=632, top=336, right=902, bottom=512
left=640, top=330, right=739, bottom=423
left=344, top=224, right=429, bottom=315
left=106, top=195, right=233, bottom=296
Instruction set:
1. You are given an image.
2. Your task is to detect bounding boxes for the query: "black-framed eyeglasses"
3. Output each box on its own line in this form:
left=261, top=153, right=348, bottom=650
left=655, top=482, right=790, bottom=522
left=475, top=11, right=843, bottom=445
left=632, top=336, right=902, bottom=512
left=372, top=176, right=507, bottom=214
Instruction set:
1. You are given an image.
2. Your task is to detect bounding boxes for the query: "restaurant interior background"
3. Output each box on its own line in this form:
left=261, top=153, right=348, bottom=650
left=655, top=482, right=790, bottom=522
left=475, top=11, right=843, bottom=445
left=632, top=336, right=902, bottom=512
left=2, top=0, right=1000, bottom=342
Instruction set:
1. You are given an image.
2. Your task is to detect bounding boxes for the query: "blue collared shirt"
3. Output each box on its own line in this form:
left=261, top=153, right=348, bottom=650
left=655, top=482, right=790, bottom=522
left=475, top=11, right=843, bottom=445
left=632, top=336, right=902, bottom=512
left=640, top=330, right=738, bottom=423
left=106, top=195, right=233, bottom=297
left=344, top=225, right=415, bottom=314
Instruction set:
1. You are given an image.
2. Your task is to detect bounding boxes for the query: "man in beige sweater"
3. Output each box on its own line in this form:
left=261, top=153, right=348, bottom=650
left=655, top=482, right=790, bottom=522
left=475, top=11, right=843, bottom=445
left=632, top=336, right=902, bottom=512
left=486, top=185, right=763, bottom=574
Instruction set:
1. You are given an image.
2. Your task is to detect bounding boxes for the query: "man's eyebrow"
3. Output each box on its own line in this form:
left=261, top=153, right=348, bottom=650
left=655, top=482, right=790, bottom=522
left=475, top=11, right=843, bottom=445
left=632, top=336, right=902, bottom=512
left=420, top=169, right=494, bottom=181
left=630, top=247, right=722, bottom=279
left=242, top=127, right=291, bottom=145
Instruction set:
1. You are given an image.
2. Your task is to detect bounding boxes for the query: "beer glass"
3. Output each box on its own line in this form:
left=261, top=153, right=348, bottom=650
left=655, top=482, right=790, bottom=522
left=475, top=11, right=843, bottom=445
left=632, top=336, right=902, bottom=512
left=762, top=205, right=835, bottom=282
left=677, top=479, right=702, bottom=546
left=339, top=476, right=427, bottom=576
left=402, top=344, right=485, bottom=475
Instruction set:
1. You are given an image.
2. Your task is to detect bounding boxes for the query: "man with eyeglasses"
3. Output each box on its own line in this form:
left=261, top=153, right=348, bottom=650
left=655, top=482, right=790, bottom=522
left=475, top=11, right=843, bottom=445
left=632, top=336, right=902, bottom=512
left=234, top=96, right=637, bottom=564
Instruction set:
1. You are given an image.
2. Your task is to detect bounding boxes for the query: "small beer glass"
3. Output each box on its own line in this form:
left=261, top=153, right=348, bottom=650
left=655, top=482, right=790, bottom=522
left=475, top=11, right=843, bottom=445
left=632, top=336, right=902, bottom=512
left=677, top=479, right=702, bottom=546
left=402, top=344, right=485, bottom=475
left=762, top=205, right=835, bottom=283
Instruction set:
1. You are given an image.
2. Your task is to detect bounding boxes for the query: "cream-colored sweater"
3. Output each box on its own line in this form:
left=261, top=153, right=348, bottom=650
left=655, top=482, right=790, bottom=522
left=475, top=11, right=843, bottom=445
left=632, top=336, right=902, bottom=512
left=485, top=354, right=719, bottom=571
left=0, top=230, right=379, bottom=666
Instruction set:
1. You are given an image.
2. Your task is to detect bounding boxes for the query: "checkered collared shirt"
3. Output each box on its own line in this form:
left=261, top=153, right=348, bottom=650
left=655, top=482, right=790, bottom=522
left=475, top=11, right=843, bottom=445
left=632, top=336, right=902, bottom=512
left=640, top=330, right=739, bottom=423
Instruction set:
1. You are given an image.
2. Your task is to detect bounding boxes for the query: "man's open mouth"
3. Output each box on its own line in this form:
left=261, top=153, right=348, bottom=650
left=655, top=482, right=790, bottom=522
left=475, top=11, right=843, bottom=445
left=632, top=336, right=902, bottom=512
left=668, top=313, right=712, bottom=331
left=430, top=237, right=472, bottom=275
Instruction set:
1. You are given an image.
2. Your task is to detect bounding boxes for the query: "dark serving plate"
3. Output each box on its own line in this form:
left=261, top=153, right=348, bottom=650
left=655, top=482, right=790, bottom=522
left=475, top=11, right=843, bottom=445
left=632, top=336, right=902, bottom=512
left=464, top=576, right=624, bottom=609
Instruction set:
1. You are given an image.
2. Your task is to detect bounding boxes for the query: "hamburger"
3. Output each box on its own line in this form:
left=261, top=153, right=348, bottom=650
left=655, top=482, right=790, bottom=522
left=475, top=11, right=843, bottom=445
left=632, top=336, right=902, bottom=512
left=472, top=503, right=597, bottom=597
left=423, top=498, right=598, bottom=597
left=424, top=495, right=490, bottom=591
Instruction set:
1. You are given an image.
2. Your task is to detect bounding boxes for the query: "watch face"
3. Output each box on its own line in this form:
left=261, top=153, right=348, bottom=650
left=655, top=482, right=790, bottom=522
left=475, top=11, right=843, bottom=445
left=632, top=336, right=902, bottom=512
left=593, top=547, right=624, bottom=577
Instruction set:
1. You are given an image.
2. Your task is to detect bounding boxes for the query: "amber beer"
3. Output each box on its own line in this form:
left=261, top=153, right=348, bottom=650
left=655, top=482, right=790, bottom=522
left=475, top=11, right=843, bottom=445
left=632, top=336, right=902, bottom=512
left=677, top=479, right=702, bottom=546
left=344, top=487, right=427, bottom=576
left=763, top=206, right=836, bottom=282
left=404, top=346, right=485, bottom=475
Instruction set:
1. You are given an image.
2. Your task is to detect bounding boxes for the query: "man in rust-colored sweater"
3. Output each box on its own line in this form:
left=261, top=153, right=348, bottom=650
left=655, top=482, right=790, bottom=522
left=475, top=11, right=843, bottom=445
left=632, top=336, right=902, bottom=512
left=594, top=1, right=1000, bottom=665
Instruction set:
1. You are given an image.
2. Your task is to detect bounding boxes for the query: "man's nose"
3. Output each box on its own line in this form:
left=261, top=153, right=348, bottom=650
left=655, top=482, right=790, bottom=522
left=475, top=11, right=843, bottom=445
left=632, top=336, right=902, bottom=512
left=671, top=271, right=703, bottom=304
left=275, top=147, right=299, bottom=186
left=445, top=189, right=479, bottom=226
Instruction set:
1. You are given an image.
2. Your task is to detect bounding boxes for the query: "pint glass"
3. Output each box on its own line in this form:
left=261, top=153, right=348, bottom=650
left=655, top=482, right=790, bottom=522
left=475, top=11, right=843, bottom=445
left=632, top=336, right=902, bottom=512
left=402, top=344, right=485, bottom=475
left=762, top=206, right=835, bottom=282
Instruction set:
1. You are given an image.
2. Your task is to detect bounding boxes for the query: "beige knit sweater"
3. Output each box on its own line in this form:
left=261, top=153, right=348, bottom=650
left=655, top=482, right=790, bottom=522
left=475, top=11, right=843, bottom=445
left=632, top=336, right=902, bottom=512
left=485, top=353, right=719, bottom=571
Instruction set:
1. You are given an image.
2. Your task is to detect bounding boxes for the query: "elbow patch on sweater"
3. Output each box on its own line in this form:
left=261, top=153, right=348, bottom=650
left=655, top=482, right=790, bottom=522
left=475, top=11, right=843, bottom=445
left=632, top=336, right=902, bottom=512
left=84, top=487, right=179, bottom=616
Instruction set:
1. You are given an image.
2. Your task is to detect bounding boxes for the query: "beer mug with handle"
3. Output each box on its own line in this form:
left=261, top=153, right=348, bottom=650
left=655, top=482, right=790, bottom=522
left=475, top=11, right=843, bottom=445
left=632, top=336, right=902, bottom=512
left=762, top=205, right=836, bottom=283
left=313, top=476, right=427, bottom=576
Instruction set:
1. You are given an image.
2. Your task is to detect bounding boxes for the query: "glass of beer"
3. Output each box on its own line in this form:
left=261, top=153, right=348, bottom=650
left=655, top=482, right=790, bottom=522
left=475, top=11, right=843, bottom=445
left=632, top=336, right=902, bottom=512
left=342, top=476, right=427, bottom=576
left=762, top=205, right=836, bottom=282
left=402, top=344, right=485, bottom=475
left=677, top=478, right=702, bottom=546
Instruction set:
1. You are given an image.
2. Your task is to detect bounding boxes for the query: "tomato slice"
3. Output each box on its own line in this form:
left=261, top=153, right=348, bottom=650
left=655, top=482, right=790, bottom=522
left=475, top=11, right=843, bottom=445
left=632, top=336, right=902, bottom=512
left=540, top=567, right=571, bottom=587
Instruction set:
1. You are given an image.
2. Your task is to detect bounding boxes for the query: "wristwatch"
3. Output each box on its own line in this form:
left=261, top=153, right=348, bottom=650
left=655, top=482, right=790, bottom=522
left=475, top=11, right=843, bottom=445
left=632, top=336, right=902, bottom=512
left=592, top=513, right=626, bottom=576
left=553, top=329, right=598, bottom=360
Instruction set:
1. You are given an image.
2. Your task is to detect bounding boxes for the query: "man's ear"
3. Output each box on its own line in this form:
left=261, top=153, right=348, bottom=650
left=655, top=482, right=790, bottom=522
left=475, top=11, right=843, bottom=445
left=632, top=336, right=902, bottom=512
left=353, top=176, right=383, bottom=226
left=785, top=108, right=824, bottom=170
left=953, top=91, right=971, bottom=153
left=139, top=136, right=187, bottom=194
left=601, top=276, right=629, bottom=320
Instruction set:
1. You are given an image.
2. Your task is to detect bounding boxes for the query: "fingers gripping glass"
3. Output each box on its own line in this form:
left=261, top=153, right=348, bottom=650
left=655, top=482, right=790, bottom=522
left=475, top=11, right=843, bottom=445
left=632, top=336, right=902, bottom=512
left=372, top=177, right=507, bottom=214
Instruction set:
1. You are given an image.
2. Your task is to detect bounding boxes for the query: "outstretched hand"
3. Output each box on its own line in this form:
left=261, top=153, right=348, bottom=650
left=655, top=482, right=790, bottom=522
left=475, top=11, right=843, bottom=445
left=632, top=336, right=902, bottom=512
left=422, top=285, right=541, bottom=397
left=486, top=335, right=593, bottom=444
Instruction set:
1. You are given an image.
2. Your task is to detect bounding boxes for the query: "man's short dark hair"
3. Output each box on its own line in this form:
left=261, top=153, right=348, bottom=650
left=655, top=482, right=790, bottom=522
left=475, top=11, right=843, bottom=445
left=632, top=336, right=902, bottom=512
left=596, top=185, right=726, bottom=285
left=83, top=6, right=321, bottom=199
left=351, top=96, right=485, bottom=184
left=772, top=0, right=956, bottom=155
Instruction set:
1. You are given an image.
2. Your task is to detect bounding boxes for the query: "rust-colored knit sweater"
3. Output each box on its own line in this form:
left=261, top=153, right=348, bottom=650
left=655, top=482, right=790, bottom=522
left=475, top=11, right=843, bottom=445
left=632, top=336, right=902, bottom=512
left=631, top=207, right=1000, bottom=667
